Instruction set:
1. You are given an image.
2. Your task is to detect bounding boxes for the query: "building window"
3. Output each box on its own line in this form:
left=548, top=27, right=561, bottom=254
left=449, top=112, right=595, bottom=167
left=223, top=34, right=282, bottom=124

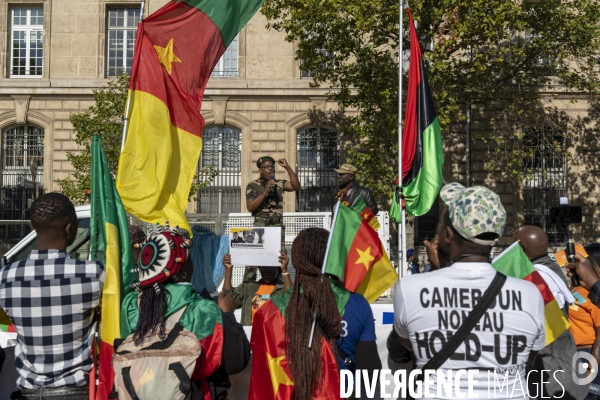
left=523, top=126, right=567, bottom=246
left=300, top=49, right=334, bottom=78
left=1, top=125, right=44, bottom=220
left=197, top=126, right=241, bottom=214
left=211, top=35, right=238, bottom=77
left=414, top=198, right=440, bottom=247
left=106, top=7, right=140, bottom=77
left=296, top=126, right=339, bottom=212
left=10, top=7, right=44, bottom=77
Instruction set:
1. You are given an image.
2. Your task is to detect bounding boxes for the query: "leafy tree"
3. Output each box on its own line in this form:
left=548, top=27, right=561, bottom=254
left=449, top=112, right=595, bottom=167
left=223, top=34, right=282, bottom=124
left=262, top=0, right=600, bottom=203
left=57, top=73, right=219, bottom=204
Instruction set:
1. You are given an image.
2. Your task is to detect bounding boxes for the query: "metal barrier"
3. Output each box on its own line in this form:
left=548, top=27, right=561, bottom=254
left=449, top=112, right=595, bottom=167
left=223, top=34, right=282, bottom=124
left=186, top=211, right=393, bottom=295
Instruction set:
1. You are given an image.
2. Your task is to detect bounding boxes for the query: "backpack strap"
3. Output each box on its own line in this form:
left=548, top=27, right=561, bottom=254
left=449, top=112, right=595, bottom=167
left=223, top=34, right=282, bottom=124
left=416, top=272, right=507, bottom=379
left=165, top=305, right=188, bottom=330
left=121, top=367, right=141, bottom=400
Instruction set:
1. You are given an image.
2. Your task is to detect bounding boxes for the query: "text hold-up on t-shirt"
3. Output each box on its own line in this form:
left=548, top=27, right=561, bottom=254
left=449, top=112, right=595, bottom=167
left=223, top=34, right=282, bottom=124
left=393, top=262, right=546, bottom=400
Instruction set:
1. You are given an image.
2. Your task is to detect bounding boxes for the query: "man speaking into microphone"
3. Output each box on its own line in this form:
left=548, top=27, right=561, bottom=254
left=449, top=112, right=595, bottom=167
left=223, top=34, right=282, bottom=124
left=246, top=156, right=301, bottom=247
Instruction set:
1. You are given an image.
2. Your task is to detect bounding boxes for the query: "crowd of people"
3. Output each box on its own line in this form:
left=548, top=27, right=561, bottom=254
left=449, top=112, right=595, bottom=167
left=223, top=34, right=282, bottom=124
left=0, top=155, right=599, bottom=400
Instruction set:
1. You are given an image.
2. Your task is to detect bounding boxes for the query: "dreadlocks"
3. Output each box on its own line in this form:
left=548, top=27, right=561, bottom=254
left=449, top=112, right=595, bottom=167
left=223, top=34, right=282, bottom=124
left=286, top=228, right=341, bottom=400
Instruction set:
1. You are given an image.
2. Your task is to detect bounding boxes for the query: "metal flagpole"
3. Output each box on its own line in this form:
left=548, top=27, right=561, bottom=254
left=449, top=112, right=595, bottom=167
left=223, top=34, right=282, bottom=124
left=120, top=0, right=146, bottom=153
left=397, top=1, right=406, bottom=279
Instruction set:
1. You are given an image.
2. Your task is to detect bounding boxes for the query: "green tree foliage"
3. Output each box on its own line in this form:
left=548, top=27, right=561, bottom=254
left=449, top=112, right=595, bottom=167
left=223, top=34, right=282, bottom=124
left=57, top=73, right=218, bottom=204
left=262, top=0, right=600, bottom=202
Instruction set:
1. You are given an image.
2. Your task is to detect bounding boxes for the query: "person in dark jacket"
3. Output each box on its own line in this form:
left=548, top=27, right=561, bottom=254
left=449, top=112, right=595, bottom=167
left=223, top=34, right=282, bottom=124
left=331, top=164, right=378, bottom=216
left=514, top=225, right=588, bottom=400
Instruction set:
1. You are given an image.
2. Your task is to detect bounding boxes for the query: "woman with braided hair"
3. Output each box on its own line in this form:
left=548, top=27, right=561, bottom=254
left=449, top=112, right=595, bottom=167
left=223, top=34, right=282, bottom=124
left=120, top=223, right=250, bottom=399
left=249, top=227, right=382, bottom=400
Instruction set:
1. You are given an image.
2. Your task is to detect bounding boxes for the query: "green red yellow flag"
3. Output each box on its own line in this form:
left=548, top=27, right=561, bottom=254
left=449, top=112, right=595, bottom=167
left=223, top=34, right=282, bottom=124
left=116, top=0, right=266, bottom=233
left=90, top=135, right=136, bottom=400
left=492, top=242, right=570, bottom=346
left=351, top=196, right=380, bottom=231
left=324, top=203, right=398, bottom=303
left=248, top=292, right=341, bottom=400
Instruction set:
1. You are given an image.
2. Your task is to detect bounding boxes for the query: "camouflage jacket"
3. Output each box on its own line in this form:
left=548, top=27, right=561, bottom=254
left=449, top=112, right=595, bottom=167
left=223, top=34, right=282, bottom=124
left=246, top=178, right=288, bottom=225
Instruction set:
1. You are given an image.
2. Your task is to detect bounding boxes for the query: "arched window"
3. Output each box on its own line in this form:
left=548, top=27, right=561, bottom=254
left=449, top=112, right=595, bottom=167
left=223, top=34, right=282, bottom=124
left=1, top=124, right=44, bottom=220
left=523, top=126, right=567, bottom=246
left=197, top=125, right=241, bottom=214
left=296, top=126, right=339, bottom=212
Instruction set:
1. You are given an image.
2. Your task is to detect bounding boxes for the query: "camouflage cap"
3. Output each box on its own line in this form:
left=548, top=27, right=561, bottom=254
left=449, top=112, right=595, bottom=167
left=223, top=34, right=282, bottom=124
left=440, top=182, right=506, bottom=246
left=256, top=156, right=276, bottom=168
left=334, top=164, right=358, bottom=175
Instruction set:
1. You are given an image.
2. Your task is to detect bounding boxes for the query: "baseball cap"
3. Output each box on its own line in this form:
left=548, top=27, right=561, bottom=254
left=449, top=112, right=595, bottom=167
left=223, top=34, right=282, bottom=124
left=256, top=156, right=276, bottom=168
left=440, top=182, right=506, bottom=246
left=334, top=164, right=358, bottom=175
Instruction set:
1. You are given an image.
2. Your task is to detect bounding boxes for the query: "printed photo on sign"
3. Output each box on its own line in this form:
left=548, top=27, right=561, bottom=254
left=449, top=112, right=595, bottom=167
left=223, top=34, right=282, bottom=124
left=229, top=227, right=281, bottom=267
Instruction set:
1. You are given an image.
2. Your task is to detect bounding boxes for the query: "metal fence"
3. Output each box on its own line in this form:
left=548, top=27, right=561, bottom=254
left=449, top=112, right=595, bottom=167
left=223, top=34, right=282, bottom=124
left=187, top=211, right=392, bottom=292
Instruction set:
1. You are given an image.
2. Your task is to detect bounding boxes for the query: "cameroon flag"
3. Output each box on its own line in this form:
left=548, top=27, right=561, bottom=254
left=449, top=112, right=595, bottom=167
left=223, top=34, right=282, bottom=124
left=90, top=135, right=136, bottom=400
left=117, top=0, right=266, bottom=233
left=324, top=203, right=398, bottom=303
left=249, top=289, right=347, bottom=400
left=400, top=9, right=444, bottom=217
left=351, top=196, right=380, bottom=231
left=492, top=242, right=570, bottom=346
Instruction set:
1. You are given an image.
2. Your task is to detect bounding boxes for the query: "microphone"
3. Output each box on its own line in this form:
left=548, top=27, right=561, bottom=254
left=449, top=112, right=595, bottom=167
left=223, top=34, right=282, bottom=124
left=269, top=173, right=275, bottom=181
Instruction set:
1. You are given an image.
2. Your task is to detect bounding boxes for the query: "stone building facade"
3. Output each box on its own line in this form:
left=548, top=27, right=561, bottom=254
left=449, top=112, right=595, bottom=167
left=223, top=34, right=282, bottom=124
left=0, top=0, right=597, bottom=248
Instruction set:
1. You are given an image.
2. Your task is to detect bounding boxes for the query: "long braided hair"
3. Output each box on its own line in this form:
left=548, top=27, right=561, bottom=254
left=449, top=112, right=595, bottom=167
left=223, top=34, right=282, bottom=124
left=130, top=223, right=189, bottom=345
left=286, top=228, right=342, bottom=400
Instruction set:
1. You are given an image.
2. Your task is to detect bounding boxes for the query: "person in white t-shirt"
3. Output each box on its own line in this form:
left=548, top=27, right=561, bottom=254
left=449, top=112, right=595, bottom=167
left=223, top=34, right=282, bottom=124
left=393, top=183, right=546, bottom=400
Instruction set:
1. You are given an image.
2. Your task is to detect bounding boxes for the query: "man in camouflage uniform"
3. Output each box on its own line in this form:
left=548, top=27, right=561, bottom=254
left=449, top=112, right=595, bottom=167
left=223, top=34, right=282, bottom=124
left=246, top=156, right=301, bottom=247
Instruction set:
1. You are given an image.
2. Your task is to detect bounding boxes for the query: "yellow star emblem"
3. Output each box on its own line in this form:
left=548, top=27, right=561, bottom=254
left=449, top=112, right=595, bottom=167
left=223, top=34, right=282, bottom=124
left=266, top=353, right=294, bottom=397
left=361, top=211, right=369, bottom=220
left=355, top=246, right=375, bottom=270
left=153, top=38, right=181, bottom=75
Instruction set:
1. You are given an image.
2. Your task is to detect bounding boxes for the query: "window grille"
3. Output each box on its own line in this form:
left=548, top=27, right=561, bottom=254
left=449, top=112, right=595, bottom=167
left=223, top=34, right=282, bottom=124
left=300, top=49, right=334, bottom=78
left=414, top=197, right=440, bottom=247
left=296, top=126, right=339, bottom=212
left=197, top=126, right=241, bottom=214
left=211, top=35, right=238, bottom=77
left=523, top=127, right=567, bottom=246
left=1, top=125, right=44, bottom=228
left=10, top=7, right=43, bottom=77
left=106, top=7, right=140, bottom=76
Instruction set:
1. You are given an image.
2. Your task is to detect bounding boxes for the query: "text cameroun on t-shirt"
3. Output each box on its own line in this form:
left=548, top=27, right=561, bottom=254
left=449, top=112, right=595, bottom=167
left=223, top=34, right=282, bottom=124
left=394, top=262, right=546, bottom=400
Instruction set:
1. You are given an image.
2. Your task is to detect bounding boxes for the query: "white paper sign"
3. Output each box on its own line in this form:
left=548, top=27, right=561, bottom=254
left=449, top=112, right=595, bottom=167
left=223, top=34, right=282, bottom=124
left=229, top=227, right=281, bottom=267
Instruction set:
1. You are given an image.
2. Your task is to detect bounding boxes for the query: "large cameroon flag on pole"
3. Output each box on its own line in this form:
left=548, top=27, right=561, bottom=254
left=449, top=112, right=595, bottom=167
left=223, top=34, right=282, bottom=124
left=400, top=9, right=444, bottom=217
left=324, top=204, right=398, bottom=303
left=90, top=135, right=136, bottom=400
left=493, top=242, right=570, bottom=346
left=117, top=0, right=266, bottom=233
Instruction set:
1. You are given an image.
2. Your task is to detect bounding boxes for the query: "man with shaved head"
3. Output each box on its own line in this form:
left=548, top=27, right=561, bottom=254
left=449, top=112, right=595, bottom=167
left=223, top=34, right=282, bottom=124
left=513, top=225, right=586, bottom=400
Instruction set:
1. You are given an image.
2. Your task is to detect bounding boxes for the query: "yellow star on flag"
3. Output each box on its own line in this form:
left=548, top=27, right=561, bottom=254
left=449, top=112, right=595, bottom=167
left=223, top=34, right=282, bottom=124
left=266, top=353, right=294, bottom=397
left=153, top=38, right=181, bottom=75
left=355, top=246, right=375, bottom=270
left=361, top=211, right=369, bottom=220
